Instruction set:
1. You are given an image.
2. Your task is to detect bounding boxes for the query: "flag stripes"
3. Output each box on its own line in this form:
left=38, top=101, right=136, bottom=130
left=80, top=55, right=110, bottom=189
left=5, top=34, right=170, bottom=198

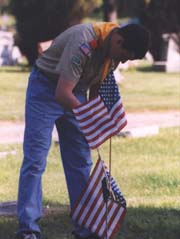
left=71, top=159, right=126, bottom=239
left=73, top=71, right=127, bottom=149
left=73, top=97, right=127, bottom=149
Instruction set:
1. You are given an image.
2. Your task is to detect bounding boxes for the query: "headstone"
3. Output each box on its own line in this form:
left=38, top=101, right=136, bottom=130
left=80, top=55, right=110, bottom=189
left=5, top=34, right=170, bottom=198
left=0, top=30, right=22, bottom=66
left=114, top=60, right=139, bottom=83
left=166, top=34, right=180, bottom=72
left=153, top=61, right=166, bottom=71
left=114, top=65, right=124, bottom=83
left=153, top=33, right=180, bottom=72
left=119, top=126, right=159, bottom=138
left=0, top=201, right=50, bottom=216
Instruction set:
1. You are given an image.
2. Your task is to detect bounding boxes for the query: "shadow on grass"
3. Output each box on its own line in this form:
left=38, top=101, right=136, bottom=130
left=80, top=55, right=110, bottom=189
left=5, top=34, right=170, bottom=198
left=118, top=207, right=180, bottom=239
left=0, top=203, right=180, bottom=239
left=0, top=65, right=31, bottom=73
left=136, top=65, right=165, bottom=72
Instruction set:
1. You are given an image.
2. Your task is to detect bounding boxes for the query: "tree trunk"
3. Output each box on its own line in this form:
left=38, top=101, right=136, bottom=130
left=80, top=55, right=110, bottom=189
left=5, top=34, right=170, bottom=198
left=10, top=0, right=99, bottom=66
left=139, top=0, right=180, bottom=61
left=103, top=0, right=118, bottom=22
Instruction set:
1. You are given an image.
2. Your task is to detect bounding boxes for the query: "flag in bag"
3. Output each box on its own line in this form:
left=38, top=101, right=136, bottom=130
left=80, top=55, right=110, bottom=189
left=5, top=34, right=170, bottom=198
left=73, top=71, right=127, bottom=149
left=71, top=158, right=126, bottom=239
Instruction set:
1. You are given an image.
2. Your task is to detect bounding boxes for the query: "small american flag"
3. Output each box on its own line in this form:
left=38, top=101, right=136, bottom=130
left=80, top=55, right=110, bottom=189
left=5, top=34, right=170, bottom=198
left=71, top=158, right=126, bottom=239
left=73, top=71, right=127, bottom=149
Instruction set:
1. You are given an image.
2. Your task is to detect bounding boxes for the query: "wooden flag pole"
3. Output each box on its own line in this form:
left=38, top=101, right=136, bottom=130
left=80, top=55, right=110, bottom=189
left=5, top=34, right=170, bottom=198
left=97, top=138, right=112, bottom=239
left=105, top=200, right=108, bottom=239
left=105, top=137, right=112, bottom=239
left=109, top=137, right=112, bottom=174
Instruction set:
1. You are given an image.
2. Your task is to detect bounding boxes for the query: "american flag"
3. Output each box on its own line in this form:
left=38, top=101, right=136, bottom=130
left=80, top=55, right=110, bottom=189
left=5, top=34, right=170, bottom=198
left=73, top=71, right=127, bottom=149
left=71, top=158, right=126, bottom=239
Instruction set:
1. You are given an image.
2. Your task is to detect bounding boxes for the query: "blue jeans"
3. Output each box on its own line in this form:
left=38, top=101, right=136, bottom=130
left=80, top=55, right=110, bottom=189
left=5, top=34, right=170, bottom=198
left=16, top=68, right=92, bottom=238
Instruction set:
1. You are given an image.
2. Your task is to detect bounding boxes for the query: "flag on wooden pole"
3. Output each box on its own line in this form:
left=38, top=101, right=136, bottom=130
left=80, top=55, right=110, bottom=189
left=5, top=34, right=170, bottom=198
left=73, top=71, right=127, bottom=149
left=71, top=158, right=126, bottom=239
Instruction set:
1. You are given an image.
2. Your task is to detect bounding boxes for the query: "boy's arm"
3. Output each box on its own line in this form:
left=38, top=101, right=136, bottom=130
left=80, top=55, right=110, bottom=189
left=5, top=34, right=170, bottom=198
left=89, top=82, right=100, bottom=99
left=55, top=76, right=81, bottom=110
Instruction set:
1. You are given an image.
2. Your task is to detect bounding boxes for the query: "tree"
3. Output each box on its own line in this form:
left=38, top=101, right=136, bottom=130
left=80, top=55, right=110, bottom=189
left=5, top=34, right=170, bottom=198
left=113, top=0, right=180, bottom=61
left=102, top=0, right=118, bottom=22
left=0, top=0, right=10, bottom=13
left=10, top=0, right=100, bottom=65
left=139, top=0, right=180, bottom=61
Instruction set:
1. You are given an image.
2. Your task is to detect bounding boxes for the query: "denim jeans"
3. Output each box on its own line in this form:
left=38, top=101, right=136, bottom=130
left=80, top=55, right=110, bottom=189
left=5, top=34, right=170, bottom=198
left=16, top=68, right=92, bottom=238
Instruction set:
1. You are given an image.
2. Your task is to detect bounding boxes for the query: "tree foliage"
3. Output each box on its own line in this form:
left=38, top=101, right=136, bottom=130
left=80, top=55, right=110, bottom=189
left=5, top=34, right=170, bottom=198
left=102, top=0, right=118, bottom=22
left=139, top=0, right=180, bottom=61
left=10, top=0, right=101, bottom=65
left=11, top=0, right=102, bottom=40
left=116, top=0, right=180, bottom=61
left=4, top=0, right=180, bottom=64
left=0, top=0, right=10, bottom=13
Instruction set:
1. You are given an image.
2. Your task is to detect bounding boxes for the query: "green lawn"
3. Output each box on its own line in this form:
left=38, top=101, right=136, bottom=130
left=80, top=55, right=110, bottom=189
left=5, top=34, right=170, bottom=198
left=0, top=127, right=180, bottom=239
left=0, top=64, right=179, bottom=121
left=120, top=68, right=180, bottom=112
left=0, top=66, right=29, bottom=121
left=0, top=64, right=179, bottom=238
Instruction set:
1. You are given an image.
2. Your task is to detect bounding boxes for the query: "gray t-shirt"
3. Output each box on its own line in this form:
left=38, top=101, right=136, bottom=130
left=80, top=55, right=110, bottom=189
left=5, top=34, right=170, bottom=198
left=36, top=23, right=102, bottom=91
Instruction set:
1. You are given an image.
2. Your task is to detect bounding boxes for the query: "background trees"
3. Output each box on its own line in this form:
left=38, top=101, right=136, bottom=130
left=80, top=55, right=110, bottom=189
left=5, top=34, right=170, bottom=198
left=139, top=0, right=180, bottom=61
left=1, top=0, right=179, bottom=65
left=9, top=0, right=101, bottom=65
left=102, top=0, right=118, bottom=22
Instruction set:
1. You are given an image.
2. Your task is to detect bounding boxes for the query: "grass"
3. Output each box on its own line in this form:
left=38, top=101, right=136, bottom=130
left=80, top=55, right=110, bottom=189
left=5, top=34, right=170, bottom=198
left=0, top=64, right=179, bottom=121
left=0, top=66, right=30, bottom=121
left=0, top=64, right=179, bottom=238
left=0, top=14, right=15, bottom=28
left=0, top=127, right=180, bottom=239
left=120, top=67, right=180, bottom=112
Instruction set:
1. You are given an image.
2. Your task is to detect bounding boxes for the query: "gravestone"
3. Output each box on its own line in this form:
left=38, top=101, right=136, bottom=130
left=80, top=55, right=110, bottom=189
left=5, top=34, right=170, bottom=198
left=0, top=30, right=22, bottom=66
left=166, top=34, right=180, bottom=72
left=154, top=33, right=180, bottom=72
left=0, top=201, right=17, bottom=216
